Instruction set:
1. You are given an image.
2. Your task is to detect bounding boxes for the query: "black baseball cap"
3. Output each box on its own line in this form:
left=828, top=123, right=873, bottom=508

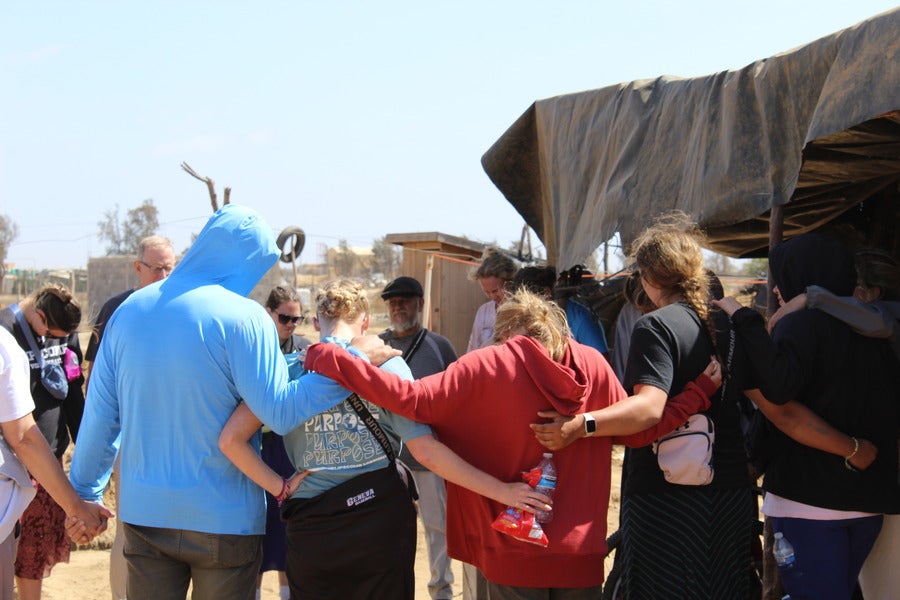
left=381, top=276, right=424, bottom=299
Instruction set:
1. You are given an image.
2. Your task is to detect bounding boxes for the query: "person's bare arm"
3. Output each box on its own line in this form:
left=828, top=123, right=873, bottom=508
left=219, top=403, right=308, bottom=497
left=613, top=359, right=720, bottom=447
left=2, top=415, right=114, bottom=540
left=529, top=383, right=669, bottom=451
left=744, top=389, right=877, bottom=470
left=405, top=435, right=551, bottom=513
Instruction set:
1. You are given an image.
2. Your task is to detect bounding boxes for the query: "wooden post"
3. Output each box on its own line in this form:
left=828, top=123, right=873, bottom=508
left=767, top=205, right=784, bottom=317
left=422, top=254, right=435, bottom=330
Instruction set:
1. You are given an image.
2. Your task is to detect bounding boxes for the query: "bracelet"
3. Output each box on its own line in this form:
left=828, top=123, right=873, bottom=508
left=844, top=437, right=859, bottom=472
left=275, top=478, right=291, bottom=507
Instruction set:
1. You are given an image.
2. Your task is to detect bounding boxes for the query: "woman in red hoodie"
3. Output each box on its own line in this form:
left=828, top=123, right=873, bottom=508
left=304, top=289, right=718, bottom=597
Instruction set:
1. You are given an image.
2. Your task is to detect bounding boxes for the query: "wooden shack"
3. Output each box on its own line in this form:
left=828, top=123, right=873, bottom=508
left=384, top=232, right=488, bottom=355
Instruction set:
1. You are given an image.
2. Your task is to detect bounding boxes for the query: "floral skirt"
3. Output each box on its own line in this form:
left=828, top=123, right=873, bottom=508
left=15, top=478, right=69, bottom=579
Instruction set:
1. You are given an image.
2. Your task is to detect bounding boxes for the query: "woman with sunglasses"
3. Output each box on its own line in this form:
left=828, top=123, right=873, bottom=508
left=266, top=285, right=310, bottom=356
left=256, top=286, right=312, bottom=600
left=0, top=283, right=86, bottom=600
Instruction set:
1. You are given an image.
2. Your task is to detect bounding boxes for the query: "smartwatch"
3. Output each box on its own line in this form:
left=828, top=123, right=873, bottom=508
left=583, top=413, right=597, bottom=436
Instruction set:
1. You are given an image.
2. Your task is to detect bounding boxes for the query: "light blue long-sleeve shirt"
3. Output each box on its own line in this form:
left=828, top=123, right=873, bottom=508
left=70, top=205, right=349, bottom=535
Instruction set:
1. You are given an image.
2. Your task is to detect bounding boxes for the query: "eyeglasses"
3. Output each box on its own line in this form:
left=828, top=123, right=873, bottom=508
left=276, top=313, right=302, bottom=325
left=139, top=261, right=174, bottom=275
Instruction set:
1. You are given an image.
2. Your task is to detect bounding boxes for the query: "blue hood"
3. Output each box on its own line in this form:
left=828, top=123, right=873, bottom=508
left=168, top=203, right=279, bottom=296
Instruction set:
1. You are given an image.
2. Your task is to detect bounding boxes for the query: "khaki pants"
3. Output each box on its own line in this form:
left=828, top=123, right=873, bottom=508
left=413, top=470, right=454, bottom=600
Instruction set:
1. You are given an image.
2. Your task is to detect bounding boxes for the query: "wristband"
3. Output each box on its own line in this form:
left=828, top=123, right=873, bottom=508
left=844, top=437, right=859, bottom=472
left=275, top=478, right=291, bottom=507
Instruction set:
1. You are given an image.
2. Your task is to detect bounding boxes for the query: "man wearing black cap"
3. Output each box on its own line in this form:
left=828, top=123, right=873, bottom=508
left=379, top=276, right=459, bottom=600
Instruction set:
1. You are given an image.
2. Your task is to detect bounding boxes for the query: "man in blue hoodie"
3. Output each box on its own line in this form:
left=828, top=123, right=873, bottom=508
left=69, top=205, right=350, bottom=600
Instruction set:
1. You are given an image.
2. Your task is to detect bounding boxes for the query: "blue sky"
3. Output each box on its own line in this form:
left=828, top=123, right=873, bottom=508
left=1, top=1, right=895, bottom=270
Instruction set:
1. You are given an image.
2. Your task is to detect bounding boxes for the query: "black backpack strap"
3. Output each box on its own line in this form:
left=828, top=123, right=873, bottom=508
left=345, top=393, right=396, bottom=463
left=10, top=303, right=45, bottom=367
left=345, top=393, right=419, bottom=500
left=401, top=328, right=428, bottom=363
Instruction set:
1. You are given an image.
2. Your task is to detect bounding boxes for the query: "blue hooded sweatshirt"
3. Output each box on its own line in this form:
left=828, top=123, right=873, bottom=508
left=71, top=204, right=349, bottom=535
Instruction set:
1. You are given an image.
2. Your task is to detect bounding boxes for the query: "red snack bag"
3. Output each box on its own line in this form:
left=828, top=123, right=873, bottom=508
left=490, top=506, right=549, bottom=547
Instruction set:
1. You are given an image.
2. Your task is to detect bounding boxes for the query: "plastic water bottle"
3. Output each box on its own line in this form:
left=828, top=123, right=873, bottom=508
left=773, top=532, right=795, bottom=568
left=534, top=453, right=557, bottom=523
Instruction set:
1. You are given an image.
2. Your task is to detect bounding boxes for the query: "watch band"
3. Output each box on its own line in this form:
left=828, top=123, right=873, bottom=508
left=583, top=412, right=597, bottom=436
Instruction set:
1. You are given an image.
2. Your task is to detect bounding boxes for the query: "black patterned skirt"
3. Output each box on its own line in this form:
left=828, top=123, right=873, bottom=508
left=621, top=486, right=755, bottom=600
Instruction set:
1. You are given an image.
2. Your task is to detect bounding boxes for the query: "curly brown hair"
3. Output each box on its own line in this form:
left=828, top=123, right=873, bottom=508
left=630, top=212, right=710, bottom=323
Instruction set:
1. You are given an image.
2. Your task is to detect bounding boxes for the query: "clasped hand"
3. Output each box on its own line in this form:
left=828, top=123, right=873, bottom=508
left=65, top=500, right=115, bottom=546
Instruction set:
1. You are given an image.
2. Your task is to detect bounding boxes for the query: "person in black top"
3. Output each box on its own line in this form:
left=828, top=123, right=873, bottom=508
left=716, top=233, right=900, bottom=600
left=619, top=214, right=754, bottom=599
left=0, top=284, right=87, bottom=599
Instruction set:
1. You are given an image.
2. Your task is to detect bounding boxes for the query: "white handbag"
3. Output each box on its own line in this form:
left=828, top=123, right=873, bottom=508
left=652, top=413, right=715, bottom=485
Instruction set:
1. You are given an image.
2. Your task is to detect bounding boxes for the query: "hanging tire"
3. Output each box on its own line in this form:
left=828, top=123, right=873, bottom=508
left=276, top=226, right=306, bottom=263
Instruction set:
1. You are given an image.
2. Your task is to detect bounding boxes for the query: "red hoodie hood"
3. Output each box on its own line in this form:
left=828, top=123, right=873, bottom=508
left=500, top=335, right=590, bottom=416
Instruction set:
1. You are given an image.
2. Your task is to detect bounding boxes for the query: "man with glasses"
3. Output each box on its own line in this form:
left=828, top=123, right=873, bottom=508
left=84, top=235, right=176, bottom=378
left=83, top=234, right=174, bottom=600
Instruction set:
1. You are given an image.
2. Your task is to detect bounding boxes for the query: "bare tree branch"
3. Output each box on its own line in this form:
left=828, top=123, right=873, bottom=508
left=181, top=162, right=219, bottom=212
left=223, top=187, right=231, bottom=205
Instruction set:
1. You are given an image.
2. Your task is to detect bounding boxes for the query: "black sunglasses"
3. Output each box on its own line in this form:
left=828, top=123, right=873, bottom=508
left=276, top=313, right=302, bottom=325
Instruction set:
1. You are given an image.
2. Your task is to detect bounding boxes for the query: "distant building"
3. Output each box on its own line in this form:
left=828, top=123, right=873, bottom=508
left=325, top=245, right=375, bottom=278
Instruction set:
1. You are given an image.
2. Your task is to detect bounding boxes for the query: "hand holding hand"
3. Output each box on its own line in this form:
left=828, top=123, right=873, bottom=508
left=529, top=410, right=583, bottom=451
left=65, top=515, right=89, bottom=545
left=349, top=334, right=401, bottom=366
left=65, top=500, right=114, bottom=546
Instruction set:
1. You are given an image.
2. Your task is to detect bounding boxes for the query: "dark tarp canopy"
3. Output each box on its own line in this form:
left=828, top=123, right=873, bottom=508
left=482, top=8, right=900, bottom=267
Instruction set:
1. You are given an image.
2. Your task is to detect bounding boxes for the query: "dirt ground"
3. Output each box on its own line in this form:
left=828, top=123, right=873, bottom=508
left=39, top=450, right=624, bottom=599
